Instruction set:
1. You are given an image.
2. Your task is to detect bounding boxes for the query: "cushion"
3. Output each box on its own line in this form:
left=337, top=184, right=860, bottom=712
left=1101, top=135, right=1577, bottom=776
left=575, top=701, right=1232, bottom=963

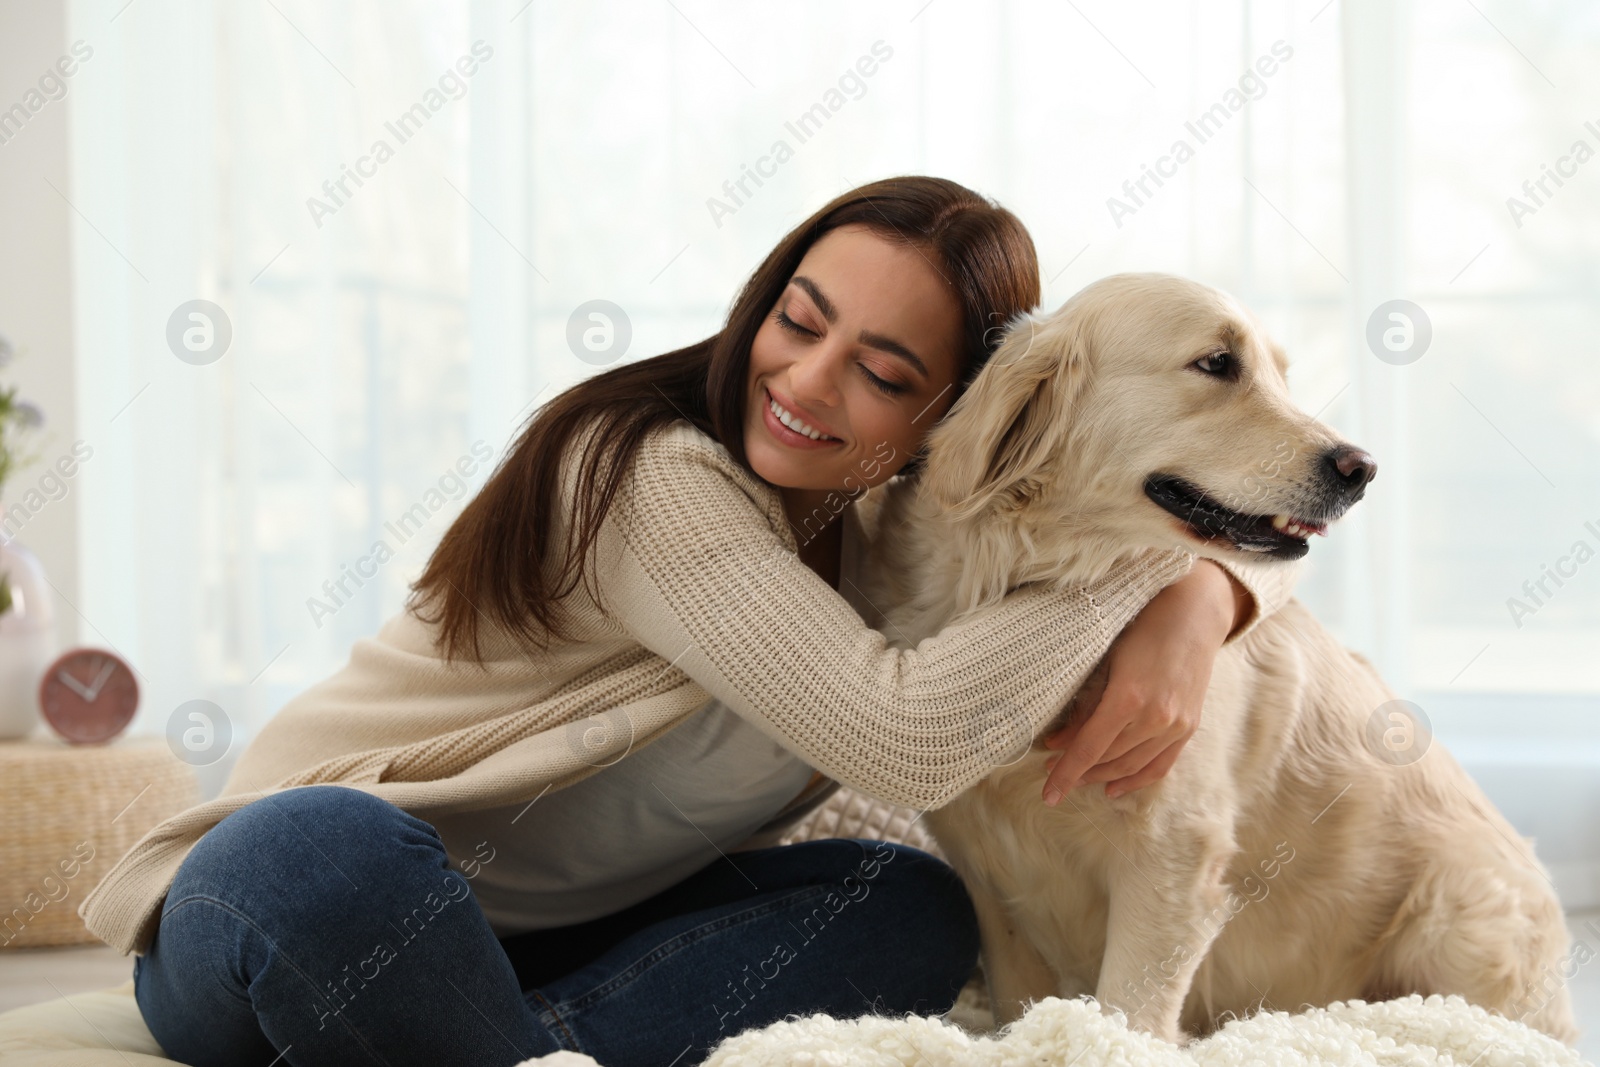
left=0, top=981, right=172, bottom=1066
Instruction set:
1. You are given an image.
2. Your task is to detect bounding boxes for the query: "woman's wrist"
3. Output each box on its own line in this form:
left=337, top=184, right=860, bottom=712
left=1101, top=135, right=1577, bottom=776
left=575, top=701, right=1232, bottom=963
left=1159, top=557, right=1248, bottom=645
left=1210, top=559, right=1256, bottom=638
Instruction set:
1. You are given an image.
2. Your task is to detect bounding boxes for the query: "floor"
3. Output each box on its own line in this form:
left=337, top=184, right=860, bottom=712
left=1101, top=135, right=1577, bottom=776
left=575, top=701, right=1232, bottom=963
left=3, top=912, right=1599, bottom=1060
left=0, top=941, right=137, bottom=1014
left=1575, top=910, right=1600, bottom=1060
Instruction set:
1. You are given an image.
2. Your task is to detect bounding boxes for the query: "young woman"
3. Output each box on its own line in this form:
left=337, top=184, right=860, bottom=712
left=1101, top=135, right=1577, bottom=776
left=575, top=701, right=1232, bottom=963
left=99, top=176, right=1294, bottom=1067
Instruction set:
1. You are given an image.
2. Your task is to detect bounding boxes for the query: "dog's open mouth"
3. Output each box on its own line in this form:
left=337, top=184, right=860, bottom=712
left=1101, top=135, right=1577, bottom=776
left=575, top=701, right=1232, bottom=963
left=1144, top=475, right=1328, bottom=560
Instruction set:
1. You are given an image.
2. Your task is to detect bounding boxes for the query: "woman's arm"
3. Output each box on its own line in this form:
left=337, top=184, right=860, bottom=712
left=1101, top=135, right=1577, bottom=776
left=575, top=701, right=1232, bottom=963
left=1039, top=556, right=1297, bottom=802
left=584, top=422, right=1196, bottom=811
left=1212, top=553, right=1301, bottom=641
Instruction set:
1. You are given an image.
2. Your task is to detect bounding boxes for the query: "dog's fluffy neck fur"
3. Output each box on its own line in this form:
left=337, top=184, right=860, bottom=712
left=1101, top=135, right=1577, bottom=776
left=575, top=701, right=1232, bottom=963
left=871, top=460, right=1152, bottom=649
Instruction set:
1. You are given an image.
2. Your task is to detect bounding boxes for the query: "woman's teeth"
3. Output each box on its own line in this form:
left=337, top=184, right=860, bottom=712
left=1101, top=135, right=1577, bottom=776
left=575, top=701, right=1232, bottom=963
left=769, top=394, right=836, bottom=441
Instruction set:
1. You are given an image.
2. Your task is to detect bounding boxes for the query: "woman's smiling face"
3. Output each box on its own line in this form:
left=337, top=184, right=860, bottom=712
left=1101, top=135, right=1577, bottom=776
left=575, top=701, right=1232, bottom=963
left=744, top=224, right=967, bottom=504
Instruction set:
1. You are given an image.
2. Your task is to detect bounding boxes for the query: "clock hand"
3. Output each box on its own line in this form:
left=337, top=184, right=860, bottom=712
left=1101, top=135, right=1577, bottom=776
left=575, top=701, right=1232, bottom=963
left=83, top=659, right=117, bottom=702
left=57, top=670, right=95, bottom=701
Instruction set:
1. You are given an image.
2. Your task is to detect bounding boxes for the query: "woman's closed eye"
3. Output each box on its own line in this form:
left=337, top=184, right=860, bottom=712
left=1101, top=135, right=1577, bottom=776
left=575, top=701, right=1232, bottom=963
left=859, top=365, right=911, bottom=397
left=771, top=308, right=912, bottom=398
left=773, top=307, right=818, bottom=338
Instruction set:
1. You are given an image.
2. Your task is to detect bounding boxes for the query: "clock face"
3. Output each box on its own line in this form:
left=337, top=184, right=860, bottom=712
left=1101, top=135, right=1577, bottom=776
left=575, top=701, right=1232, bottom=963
left=38, top=648, right=140, bottom=745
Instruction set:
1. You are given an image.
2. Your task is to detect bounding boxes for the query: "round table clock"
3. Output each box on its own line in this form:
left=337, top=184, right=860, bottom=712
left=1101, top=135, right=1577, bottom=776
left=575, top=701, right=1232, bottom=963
left=37, top=647, right=140, bottom=744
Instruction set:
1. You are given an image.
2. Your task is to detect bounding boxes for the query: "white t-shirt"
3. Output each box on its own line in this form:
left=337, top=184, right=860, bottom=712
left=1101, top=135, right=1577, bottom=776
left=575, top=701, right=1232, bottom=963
left=430, top=504, right=873, bottom=936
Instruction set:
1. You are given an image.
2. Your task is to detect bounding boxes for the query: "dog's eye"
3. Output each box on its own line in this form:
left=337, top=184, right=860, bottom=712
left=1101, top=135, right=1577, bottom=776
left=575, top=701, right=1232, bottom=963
left=1192, top=351, right=1235, bottom=378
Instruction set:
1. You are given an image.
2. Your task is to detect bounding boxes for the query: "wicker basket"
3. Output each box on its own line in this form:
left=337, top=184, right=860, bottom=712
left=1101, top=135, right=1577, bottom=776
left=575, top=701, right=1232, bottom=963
left=0, top=738, right=200, bottom=948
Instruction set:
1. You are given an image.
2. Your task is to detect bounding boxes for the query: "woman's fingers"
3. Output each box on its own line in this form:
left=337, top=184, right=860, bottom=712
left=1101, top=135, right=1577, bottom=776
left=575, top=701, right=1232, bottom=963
left=1041, top=702, right=1135, bottom=805
left=1074, top=676, right=1166, bottom=767
left=1036, top=565, right=1226, bottom=803
left=1075, top=734, right=1171, bottom=785
left=1043, top=716, right=1083, bottom=753
left=1086, top=703, right=1158, bottom=766
left=1103, top=736, right=1190, bottom=797
left=1042, top=662, right=1111, bottom=749
left=1045, top=731, right=1174, bottom=790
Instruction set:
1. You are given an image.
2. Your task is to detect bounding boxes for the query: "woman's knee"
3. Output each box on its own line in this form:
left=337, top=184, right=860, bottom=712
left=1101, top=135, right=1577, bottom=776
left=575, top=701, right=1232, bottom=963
left=798, top=838, right=980, bottom=979
left=802, top=839, right=979, bottom=1014
left=170, top=785, right=445, bottom=904
left=140, top=788, right=519, bottom=1066
left=865, top=841, right=978, bottom=941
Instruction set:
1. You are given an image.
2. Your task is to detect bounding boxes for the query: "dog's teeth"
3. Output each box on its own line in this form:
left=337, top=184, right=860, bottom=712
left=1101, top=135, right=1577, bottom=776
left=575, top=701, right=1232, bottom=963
left=1272, top=514, right=1313, bottom=538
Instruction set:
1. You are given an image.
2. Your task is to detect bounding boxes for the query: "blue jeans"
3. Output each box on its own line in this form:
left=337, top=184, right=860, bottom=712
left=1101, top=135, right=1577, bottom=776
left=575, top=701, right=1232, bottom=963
left=133, top=785, right=979, bottom=1067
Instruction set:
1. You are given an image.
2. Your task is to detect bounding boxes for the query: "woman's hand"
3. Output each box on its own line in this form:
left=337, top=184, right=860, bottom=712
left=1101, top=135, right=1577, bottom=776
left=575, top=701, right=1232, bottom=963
left=1039, top=559, right=1251, bottom=805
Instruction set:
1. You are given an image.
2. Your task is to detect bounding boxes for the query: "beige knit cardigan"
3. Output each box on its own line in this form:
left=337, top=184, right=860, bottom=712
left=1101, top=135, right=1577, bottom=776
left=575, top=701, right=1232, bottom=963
left=79, top=418, right=1294, bottom=955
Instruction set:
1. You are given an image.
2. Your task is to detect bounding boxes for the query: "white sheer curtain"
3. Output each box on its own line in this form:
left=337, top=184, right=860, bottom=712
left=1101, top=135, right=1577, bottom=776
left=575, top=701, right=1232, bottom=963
left=65, top=0, right=1599, bottom=896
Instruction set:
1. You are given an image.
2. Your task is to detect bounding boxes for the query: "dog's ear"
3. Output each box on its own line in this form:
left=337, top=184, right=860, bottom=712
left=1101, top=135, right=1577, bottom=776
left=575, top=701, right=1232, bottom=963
left=922, top=311, right=1088, bottom=521
left=1265, top=337, right=1290, bottom=377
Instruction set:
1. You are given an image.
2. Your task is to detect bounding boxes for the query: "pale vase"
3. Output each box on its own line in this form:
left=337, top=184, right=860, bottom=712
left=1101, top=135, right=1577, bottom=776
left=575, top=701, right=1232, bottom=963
left=0, top=535, right=58, bottom=739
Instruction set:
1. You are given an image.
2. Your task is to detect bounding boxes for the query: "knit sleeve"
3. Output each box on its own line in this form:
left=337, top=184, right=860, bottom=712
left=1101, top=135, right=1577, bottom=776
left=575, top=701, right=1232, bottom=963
left=586, top=423, right=1195, bottom=810
left=1214, top=555, right=1301, bottom=643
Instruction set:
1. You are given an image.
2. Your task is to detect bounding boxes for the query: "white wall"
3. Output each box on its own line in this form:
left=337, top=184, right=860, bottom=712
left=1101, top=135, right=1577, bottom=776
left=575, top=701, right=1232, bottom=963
left=9, top=0, right=1597, bottom=911
left=0, top=0, right=79, bottom=658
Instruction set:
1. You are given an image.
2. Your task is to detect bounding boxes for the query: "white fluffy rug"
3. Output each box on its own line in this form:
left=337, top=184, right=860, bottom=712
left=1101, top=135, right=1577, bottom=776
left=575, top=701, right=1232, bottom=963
left=0, top=981, right=1583, bottom=1065
left=520, top=992, right=1592, bottom=1067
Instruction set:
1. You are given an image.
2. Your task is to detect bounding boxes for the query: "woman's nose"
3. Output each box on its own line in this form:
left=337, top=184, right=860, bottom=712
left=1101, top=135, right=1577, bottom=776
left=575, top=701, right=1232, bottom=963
left=786, top=341, right=846, bottom=404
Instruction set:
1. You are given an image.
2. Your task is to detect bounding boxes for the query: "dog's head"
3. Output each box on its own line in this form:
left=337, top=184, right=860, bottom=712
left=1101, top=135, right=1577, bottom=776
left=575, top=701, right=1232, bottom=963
left=922, top=273, right=1375, bottom=566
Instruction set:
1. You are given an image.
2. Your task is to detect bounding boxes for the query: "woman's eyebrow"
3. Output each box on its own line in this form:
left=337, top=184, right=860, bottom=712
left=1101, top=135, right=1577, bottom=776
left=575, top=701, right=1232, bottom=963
left=789, top=276, right=931, bottom=380
left=791, top=276, right=838, bottom=322
left=858, top=330, right=929, bottom=379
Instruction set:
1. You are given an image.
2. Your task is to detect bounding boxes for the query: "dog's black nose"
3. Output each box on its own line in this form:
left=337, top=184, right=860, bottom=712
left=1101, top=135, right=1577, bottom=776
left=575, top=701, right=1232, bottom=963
left=1326, top=445, right=1378, bottom=493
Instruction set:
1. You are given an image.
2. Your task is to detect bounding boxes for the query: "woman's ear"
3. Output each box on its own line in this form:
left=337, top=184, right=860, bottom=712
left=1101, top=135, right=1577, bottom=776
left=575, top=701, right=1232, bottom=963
left=921, top=311, right=1089, bottom=520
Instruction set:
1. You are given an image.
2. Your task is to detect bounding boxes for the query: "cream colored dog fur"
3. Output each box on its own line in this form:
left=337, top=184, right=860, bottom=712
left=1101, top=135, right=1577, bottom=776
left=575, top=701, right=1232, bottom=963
left=862, top=273, right=1578, bottom=1046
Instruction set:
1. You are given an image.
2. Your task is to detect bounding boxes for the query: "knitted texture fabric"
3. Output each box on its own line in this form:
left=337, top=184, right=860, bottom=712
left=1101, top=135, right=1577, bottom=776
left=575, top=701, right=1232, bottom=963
left=79, top=419, right=1245, bottom=955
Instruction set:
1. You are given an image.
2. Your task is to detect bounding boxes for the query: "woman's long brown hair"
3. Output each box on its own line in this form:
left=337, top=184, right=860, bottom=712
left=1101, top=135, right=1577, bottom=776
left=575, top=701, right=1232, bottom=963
left=408, top=175, right=1041, bottom=665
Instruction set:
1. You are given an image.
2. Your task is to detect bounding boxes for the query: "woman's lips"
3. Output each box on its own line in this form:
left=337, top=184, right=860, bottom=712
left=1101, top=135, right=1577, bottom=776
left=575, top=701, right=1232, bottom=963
left=761, top=386, right=843, bottom=450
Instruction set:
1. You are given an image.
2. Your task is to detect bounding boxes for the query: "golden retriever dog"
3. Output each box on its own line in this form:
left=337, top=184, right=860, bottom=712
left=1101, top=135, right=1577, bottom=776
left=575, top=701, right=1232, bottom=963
left=860, top=274, right=1578, bottom=1045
